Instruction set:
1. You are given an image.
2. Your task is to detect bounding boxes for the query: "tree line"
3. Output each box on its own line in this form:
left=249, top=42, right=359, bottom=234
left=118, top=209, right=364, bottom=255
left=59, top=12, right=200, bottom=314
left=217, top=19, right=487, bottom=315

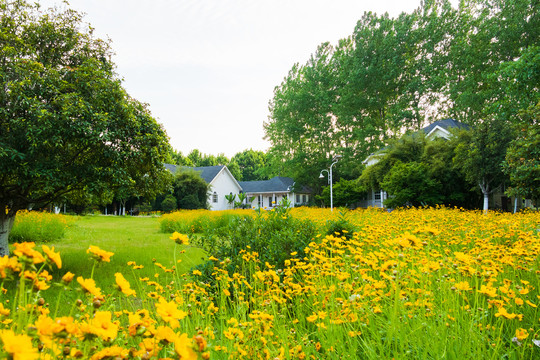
left=263, top=0, right=538, bottom=209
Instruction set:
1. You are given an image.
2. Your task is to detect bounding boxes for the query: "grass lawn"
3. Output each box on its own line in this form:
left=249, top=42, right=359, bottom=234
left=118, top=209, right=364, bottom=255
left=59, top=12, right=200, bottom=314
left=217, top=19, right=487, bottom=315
left=11, top=215, right=206, bottom=315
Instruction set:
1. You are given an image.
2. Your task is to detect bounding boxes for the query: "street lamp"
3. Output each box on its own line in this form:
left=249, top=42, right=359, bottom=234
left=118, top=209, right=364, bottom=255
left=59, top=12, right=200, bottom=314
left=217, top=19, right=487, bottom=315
left=319, top=155, right=342, bottom=211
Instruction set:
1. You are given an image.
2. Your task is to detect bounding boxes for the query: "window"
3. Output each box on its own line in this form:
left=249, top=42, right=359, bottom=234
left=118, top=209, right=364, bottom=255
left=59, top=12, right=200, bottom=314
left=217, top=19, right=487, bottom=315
left=212, top=192, right=218, bottom=203
left=258, top=195, right=262, bottom=208
left=302, top=194, right=307, bottom=203
left=296, top=195, right=300, bottom=203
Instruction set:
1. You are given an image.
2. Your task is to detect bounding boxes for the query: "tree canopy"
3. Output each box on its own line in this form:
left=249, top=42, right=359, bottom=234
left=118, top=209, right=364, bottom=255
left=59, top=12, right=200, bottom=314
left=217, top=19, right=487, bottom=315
left=264, top=0, right=539, bottom=194
left=0, top=0, right=170, bottom=255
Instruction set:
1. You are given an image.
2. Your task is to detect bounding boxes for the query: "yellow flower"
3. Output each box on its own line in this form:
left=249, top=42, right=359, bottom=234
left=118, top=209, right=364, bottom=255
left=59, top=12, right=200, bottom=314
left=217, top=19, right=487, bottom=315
left=455, top=281, right=472, bottom=291
left=13, top=242, right=45, bottom=264
left=81, top=311, right=119, bottom=341
left=90, top=345, right=129, bottom=360
left=87, top=245, right=114, bottom=262
left=155, top=298, right=188, bottom=329
left=477, top=284, right=498, bottom=298
left=192, top=270, right=202, bottom=276
left=0, top=256, right=21, bottom=278
left=170, top=232, right=189, bottom=245
left=77, top=276, right=103, bottom=298
left=61, top=271, right=75, bottom=284
left=0, top=329, right=39, bottom=360
left=41, top=245, right=62, bottom=269
left=494, top=307, right=517, bottom=320
left=515, top=328, right=529, bottom=341
left=155, top=325, right=178, bottom=344
left=0, top=303, right=10, bottom=317
left=174, top=333, right=197, bottom=360
left=115, top=273, right=136, bottom=297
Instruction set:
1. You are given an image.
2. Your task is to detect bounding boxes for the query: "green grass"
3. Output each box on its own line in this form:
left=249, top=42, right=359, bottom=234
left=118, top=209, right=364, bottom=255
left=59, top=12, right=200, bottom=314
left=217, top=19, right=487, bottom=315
left=7, top=215, right=206, bottom=315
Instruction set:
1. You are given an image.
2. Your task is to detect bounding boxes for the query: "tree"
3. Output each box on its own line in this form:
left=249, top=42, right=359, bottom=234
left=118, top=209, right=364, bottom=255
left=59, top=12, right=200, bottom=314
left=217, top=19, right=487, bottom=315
left=161, top=195, right=177, bottom=213
left=173, top=169, right=209, bottom=210
left=503, top=102, right=540, bottom=205
left=358, top=132, right=479, bottom=208
left=381, top=161, right=443, bottom=207
left=316, top=179, right=365, bottom=208
left=453, top=122, right=514, bottom=212
left=231, top=149, right=269, bottom=181
left=0, top=1, right=170, bottom=255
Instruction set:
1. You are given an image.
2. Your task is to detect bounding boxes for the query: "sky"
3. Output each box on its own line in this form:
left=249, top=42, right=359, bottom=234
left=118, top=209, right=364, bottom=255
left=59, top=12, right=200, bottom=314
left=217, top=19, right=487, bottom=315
left=41, top=0, right=438, bottom=158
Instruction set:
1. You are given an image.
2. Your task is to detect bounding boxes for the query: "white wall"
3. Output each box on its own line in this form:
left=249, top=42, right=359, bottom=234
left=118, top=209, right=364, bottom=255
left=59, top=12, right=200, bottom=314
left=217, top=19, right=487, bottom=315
left=208, top=169, right=242, bottom=210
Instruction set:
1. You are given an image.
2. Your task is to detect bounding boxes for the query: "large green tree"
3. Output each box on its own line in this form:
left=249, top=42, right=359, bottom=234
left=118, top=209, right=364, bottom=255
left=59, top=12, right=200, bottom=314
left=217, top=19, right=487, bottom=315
left=358, top=133, right=479, bottom=208
left=172, top=169, right=209, bottom=210
left=231, top=149, right=268, bottom=181
left=503, top=102, right=540, bottom=205
left=453, top=122, right=514, bottom=212
left=0, top=1, right=170, bottom=255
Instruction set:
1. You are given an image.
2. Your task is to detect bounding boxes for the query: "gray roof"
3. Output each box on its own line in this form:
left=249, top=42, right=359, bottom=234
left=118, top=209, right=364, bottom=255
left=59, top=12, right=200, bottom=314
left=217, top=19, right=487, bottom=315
left=422, top=118, right=470, bottom=135
left=164, top=164, right=225, bottom=184
left=239, top=177, right=310, bottom=194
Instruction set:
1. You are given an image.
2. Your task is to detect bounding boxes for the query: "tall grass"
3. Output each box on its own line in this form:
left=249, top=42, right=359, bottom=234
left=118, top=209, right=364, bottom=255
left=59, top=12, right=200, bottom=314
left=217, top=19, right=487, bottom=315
left=10, top=210, right=74, bottom=243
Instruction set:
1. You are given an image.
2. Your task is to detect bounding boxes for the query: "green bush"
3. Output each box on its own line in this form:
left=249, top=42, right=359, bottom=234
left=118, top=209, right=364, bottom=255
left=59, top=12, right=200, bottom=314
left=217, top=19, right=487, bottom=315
left=325, top=210, right=357, bottom=240
left=193, top=205, right=319, bottom=284
left=161, top=195, right=177, bottom=213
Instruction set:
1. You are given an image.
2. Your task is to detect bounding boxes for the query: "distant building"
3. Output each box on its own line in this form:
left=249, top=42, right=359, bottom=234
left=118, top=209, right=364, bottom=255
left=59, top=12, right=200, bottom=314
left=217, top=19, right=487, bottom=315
left=165, top=164, right=311, bottom=210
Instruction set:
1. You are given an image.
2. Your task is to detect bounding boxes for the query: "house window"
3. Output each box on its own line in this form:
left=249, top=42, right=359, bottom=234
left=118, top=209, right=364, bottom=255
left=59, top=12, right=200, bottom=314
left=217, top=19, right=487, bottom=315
left=268, top=196, right=273, bottom=207
left=374, top=191, right=381, bottom=201
left=212, top=192, right=218, bottom=203
left=302, top=194, right=307, bottom=203
left=296, top=194, right=300, bottom=203
left=258, top=195, right=262, bottom=208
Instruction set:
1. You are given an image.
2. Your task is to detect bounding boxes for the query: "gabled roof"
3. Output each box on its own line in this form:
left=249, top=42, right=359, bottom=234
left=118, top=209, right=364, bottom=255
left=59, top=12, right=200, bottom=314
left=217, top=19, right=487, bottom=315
left=192, top=166, right=226, bottom=184
left=239, top=177, right=310, bottom=194
left=164, top=164, right=226, bottom=184
left=422, top=118, right=470, bottom=137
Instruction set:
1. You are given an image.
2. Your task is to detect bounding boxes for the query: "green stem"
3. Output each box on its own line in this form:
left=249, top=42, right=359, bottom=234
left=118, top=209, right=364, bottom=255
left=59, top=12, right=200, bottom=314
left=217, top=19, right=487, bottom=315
left=90, top=261, right=97, bottom=279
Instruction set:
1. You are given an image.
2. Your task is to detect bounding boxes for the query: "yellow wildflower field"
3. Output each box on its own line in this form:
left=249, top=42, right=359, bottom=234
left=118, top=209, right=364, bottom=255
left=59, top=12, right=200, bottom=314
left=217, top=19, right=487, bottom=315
left=0, top=208, right=538, bottom=359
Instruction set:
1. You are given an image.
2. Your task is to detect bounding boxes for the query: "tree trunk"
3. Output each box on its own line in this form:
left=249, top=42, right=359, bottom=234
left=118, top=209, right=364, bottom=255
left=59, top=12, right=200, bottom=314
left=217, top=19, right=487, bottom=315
left=0, top=215, right=16, bottom=257
left=479, top=180, right=490, bottom=214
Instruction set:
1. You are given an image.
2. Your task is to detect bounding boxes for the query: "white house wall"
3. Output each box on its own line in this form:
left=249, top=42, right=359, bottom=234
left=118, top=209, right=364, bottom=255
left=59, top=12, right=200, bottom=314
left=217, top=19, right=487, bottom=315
left=245, top=192, right=310, bottom=209
left=208, top=169, right=242, bottom=211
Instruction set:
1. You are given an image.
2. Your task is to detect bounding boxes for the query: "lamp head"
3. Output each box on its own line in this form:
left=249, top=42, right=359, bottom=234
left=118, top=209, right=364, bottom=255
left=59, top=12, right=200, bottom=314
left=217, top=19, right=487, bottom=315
left=319, top=173, right=325, bottom=179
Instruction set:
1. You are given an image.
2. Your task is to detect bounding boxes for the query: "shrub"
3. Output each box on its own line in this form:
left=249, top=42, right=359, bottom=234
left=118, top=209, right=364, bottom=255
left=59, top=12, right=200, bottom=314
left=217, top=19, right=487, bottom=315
left=193, top=205, right=319, bottom=284
left=161, top=195, right=177, bottom=213
left=325, top=209, right=357, bottom=240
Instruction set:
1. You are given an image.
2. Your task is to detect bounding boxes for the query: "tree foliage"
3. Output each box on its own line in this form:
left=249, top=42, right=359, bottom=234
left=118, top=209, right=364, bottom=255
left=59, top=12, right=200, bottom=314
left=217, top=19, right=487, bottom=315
left=452, top=122, right=514, bottom=211
left=316, top=179, right=365, bottom=208
left=503, top=102, right=540, bottom=205
left=358, top=133, right=479, bottom=208
left=172, top=169, right=209, bottom=210
left=264, top=0, right=538, bottom=196
left=0, top=1, right=170, bottom=254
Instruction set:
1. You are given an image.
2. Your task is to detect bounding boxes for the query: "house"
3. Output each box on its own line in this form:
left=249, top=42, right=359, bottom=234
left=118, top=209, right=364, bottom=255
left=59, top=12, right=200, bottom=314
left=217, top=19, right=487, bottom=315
left=359, top=119, right=468, bottom=208
left=165, top=164, right=311, bottom=210
left=165, top=164, right=242, bottom=210
left=239, top=177, right=312, bottom=209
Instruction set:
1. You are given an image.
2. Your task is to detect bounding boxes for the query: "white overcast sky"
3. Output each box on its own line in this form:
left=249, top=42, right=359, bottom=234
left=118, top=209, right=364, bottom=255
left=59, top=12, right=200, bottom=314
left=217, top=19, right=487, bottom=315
left=40, top=0, right=452, bottom=158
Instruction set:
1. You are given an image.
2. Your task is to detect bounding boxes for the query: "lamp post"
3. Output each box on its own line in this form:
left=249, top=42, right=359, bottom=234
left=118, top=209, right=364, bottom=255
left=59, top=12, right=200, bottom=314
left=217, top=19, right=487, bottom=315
left=319, top=155, right=342, bottom=211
